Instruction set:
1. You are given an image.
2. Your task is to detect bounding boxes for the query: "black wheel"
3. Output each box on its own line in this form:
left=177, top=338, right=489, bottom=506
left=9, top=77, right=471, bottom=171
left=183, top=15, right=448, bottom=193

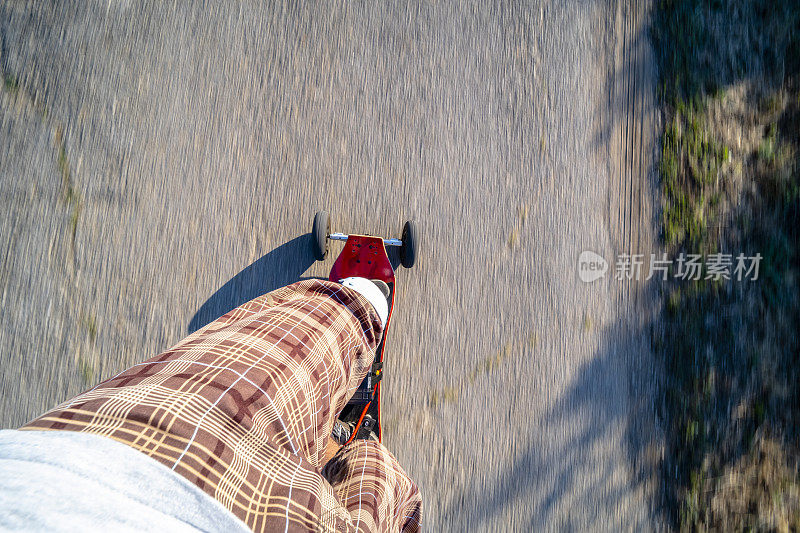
left=400, top=220, right=417, bottom=268
left=312, top=211, right=330, bottom=261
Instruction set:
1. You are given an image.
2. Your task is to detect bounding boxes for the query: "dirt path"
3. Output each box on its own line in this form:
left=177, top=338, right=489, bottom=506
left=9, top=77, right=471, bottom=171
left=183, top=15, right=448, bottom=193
left=0, top=1, right=661, bottom=529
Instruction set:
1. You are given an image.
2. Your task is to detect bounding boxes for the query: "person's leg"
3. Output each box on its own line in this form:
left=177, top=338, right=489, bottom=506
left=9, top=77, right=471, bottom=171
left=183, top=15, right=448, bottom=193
left=21, top=278, right=422, bottom=530
left=25, top=279, right=380, bottom=468
left=324, top=441, right=422, bottom=532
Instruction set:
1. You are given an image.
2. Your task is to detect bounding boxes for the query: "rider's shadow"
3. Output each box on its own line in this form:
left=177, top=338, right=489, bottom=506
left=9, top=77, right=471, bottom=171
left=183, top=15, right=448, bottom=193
left=187, top=235, right=317, bottom=333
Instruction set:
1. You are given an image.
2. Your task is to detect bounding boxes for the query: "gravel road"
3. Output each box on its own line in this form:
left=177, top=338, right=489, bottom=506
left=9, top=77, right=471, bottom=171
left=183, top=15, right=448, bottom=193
left=1, top=1, right=662, bottom=530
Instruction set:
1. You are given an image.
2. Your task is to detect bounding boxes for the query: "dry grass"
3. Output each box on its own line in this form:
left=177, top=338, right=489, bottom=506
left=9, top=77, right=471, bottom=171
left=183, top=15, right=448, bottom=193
left=652, top=0, right=800, bottom=530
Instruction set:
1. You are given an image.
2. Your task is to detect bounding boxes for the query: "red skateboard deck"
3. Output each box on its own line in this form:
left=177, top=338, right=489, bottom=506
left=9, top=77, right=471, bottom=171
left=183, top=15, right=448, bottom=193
left=312, top=212, right=416, bottom=443
left=329, top=235, right=395, bottom=443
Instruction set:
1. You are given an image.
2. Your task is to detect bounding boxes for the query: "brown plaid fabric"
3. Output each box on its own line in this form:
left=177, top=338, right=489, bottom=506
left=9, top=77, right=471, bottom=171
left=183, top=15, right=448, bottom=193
left=22, top=280, right=422, bottom=532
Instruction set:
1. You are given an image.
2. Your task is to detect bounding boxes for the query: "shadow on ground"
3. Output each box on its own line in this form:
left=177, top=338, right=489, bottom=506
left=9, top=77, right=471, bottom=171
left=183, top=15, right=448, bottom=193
left=188, top=235, right=406, bottom=333
left=438, top=289, right=661, bottom=530
left=188, top=235, right=316, bottom=332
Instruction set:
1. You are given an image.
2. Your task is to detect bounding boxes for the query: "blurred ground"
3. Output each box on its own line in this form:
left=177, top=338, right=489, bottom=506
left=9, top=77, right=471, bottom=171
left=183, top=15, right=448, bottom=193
left=0, top=1, right=662, bottom=530
left=652, top=1, right=800, bottom=528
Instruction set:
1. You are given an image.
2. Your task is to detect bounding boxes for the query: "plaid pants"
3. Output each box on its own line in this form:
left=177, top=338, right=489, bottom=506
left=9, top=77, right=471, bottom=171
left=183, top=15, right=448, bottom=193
left=22, top=280, right=422, bottom=532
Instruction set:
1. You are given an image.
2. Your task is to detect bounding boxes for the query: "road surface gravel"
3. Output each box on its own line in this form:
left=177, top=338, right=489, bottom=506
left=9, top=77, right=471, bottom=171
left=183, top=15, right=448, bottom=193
left=0, top=1, right=662, bottom=530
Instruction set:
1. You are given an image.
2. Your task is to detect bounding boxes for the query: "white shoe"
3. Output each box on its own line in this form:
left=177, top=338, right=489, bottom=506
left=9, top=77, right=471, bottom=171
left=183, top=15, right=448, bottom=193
left=339, top=277, right=388, bottom=327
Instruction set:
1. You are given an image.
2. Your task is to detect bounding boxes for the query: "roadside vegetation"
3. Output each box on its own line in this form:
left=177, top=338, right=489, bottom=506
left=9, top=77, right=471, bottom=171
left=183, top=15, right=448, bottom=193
left=652, top=0, right=800, bottom=529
